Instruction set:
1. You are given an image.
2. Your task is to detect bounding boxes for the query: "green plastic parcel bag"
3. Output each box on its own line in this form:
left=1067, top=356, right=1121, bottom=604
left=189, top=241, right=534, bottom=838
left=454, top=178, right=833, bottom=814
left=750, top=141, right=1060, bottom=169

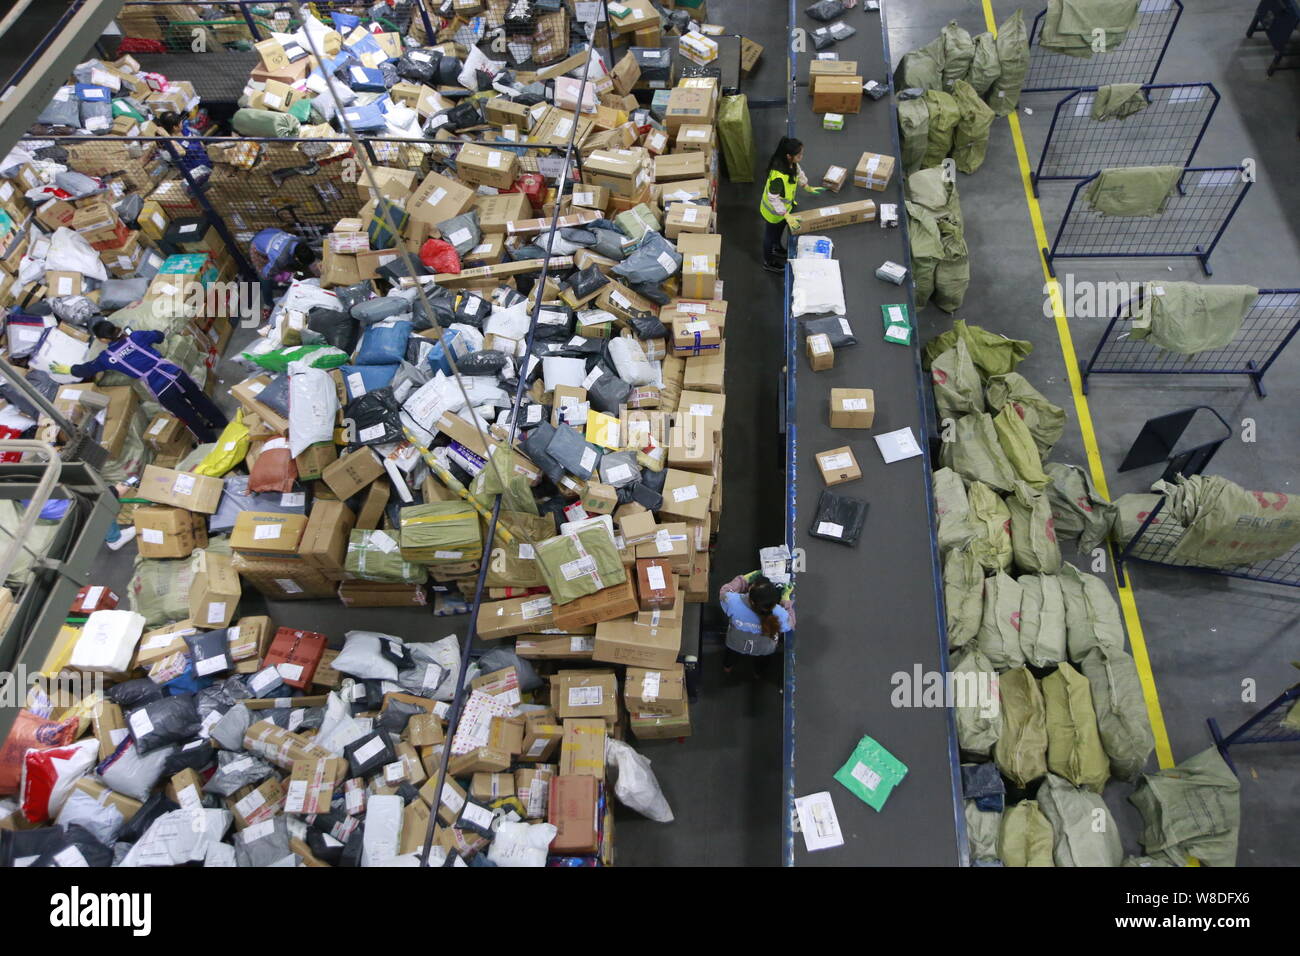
left=192, top=410, right=250, bottom=477
left=944, top=547, right=985, bottom=648
left=1042, top=662, right=1111, bottom=793
left=894, top=36, right=946, bottom=92
left=968, top=480, right=1013, bottom=572
left=232, top=107, right=301, bottom=138
left=718, top=94, right=756, bottom=183
left=941, top=413, right=1018, bottom=493
left=951, top=79, right=996, bottom=174
left=922, top=89, right=961, bottom=169
left=985, top=372, right=1065, bottom=457
left=1090, top=82, right=1148, bottom=120
left=966, top=31, right=1001, bottom=96
left=932, top=249, right=971, bottom=313
left=995, top=666, right=1049, bottom=787
left=897, top=97, right=931, bottom=174
left=987, top=8, right=1029, bottom=115
left=1084, top=165, right=1184, bottom=217
left=1129, top=747, right=1240, bottom=867
left=1154, top=473, right=1300, bottom=569
left=951, top=645, right=1002, bottom=755
left=931, top=339, right=984, bottom=422
left=346, top=529, right=427, bottom=584
left=535, top=525, right=627, bottom=605
left=1109, top=492, right=1173, bottom=547
left=1017, top=573, right=1067, bottom=667
left=995, top=406, right=1052, bottom=490
left=1078, top=645, right=1155, bottom=781
left=833, top=734, right=909, bottom=811
left=966, top=800, right=1003, bottom=863
left=1045, top=462, right=1116, bottom=554
left=924, top=319, right=1032, bottom=379
left=243, top=343, right=348, bottom=373
left=978, top=571, right=1025, bottom=669
left=934, top=467, right=978, bottom=552
left=1000, top=800, right=1056, bottom=867
left=1060, top=562, right=1125, bottom=659
left=484, top=512, right=557, bottom=589
left=1128, top=282, right=1258, bottom=357
left=940, top=20, right=976, bottom=88
left=399, top=501, right=483, bottom=565
left=1007, top=480, right=1063, bottom=573
left=1038, top=772, right=1123, bottom=867
left=472, top=449, right=539, bottom=516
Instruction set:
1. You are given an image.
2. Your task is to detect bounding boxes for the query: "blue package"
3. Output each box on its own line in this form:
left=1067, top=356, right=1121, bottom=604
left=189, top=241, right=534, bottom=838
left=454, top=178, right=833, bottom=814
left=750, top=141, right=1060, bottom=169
left=330, top=12, right=362, bottom=32
left=354, top=320, right=413, bottom=365
left=425, top=328, right=467, bottom=376
left=340, top=102, right=387, bottom=132
left=161, top=659, right=214, bottom=696
left=346, top=65, right=388, bottom=92
left=339, top=363, right=399, bottom=399
left=75, top=84, right=111, bottom=101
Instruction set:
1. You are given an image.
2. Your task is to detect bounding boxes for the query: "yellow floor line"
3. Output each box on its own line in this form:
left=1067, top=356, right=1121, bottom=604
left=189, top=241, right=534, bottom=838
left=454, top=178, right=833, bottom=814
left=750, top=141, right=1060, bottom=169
left=980, top=0, right=1173, bottom=769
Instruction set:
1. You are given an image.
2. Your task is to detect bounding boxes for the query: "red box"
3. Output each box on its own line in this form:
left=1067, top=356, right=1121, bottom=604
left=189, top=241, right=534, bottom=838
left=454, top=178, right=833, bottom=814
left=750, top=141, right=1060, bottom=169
left=634, top=558, right=677, bottom=611
left=89, top=220, right=132, bottom=251
left=70, top=585, right=120, bottom=616
left=507, top=172, right=546, bottom=212
left=262, top=627, right=328, bottom=689
left=548, top=775, right=600, bottom=855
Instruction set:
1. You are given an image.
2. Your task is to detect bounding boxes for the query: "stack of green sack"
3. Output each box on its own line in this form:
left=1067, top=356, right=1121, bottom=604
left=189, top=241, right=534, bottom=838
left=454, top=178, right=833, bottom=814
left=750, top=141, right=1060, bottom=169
left=346, top=528, right=427, bottom=584
left=929, top=320, right=1164, bottom=866
left=906, top=168, right=970, bottom=312
left=398, top=501, right=483, bottom=566
left=895, top=11, right=1029, bottom=175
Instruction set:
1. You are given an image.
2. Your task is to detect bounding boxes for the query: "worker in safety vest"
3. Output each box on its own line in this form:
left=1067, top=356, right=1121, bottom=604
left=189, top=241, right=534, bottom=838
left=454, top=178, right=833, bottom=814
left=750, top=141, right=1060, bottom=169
left=52, top=321, right=227, bottom=444
left=759, top=136, right=825, bottom=272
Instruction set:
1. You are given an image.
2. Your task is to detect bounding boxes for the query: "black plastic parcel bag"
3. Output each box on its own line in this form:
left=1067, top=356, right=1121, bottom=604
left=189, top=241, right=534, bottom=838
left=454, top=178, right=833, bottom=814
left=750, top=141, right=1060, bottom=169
left=307, top=307, right=358, bottom=352
left=613, top=233, right=681, bottom=286
left=546, top=423, right=602, bottom=480
left=584, top=365, right=631, bottom=414
left=805, top=315, right=858, bottom=348
left=127, top=695, right=201, bottom=754
left=566, top=265, right=609, bottom=300
left=345, top=731, right=396, bottom=778
left=345, top=387, right=404, bottom=446
left=522, top=421, right=566, bottom=482
left=809, top=489, right=868, bottom=546
left=806, top=0, right=846, bottom=21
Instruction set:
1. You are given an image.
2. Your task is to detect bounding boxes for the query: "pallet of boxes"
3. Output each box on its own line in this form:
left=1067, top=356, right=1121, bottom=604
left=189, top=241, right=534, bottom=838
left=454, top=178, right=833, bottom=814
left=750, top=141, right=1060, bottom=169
left=0, top=12, right=734, bottom=866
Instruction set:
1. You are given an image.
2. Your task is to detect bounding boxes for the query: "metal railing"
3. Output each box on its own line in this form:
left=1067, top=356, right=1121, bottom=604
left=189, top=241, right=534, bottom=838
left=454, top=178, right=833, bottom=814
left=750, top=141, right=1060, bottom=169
left=1032, top=82, right=1219, bottom=194
left=1024, top=0, right=1183, bottom=93
left=1208, top=681, right=1300, bottom=775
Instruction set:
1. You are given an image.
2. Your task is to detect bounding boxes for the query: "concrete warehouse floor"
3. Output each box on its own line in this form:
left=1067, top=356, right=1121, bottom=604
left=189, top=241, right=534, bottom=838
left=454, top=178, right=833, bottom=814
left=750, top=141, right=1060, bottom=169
left=80, top=0, right=1297, bottom=866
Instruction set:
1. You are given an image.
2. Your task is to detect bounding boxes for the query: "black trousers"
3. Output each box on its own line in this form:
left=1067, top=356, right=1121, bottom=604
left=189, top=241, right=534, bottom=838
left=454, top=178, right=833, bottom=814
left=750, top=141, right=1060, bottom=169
left=762, top=217, right=788, bottom=265
left=723, top=646, right=775, bottom=677
left=156, top=375, right=227, bottom=445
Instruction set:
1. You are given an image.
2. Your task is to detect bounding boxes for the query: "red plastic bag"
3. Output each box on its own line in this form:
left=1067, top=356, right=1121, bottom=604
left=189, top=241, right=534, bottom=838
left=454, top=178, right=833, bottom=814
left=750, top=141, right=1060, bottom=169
left=21, top=738, right=99, bottom=822
left=507, top=172, right=546, bottom=212
left=248, top=437, right=298, bottom=493
left=0, top=426, right=22, bottom=462
left=419, top=238, right=462, bottom=274
left=115, top=38, right=166, bottom=54
left=0, top=710, right=81, bottom=795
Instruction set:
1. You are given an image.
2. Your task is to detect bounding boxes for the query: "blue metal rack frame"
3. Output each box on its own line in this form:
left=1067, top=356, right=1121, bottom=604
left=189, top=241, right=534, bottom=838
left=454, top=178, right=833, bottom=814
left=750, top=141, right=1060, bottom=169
left=1023, top=0, right=1183, bottom=93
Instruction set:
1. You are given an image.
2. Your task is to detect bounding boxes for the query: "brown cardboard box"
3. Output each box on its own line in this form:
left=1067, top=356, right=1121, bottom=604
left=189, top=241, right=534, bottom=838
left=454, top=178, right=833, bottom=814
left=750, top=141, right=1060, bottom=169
left=322, top=447, right=384, bottom=500
left=806, top=332, right=835, bottom=371
left=635, top=557, right=678, bottom=610
left=812, top=74, right=863, bottom=114
left=611, top=50, right=641, bottom=95
left=190, top=550, right=241, bottom=628
left=143, top=412, right=186, bottom=450
left=559, top=718, right=607, bottom=779
left=625, top=663, right=687, bottom=716
left=582, top=148, right=650, bottom=198
left=300, top=499, right=355, bottom=578
left=682, top=343, right=724, bottom=393
left=231, top=777, right=285, bottom=828
left=139, top=465, right=223, bottom=513
left=593, top=613, right=682, bottom=668
left=409, top=170, right=477, bottom=228
left=671, top=313, right=722, bottom=356
left=740, top=36, right=764, bottom=73
left=355, top=479, right=390, bottom=530
left=608, top=0, right=659, bottom=33
left=294, top=441, right=337, bottom=482
left=581, top=481, right=617, bottom=515
left=231, top=511, right=309, bottom=561
left=789, top=199, right=877, bottom=234
left=283, top=757, right=347, bottom=815
left=830, top=388, right=875, bottom=428
left=809, top=59, right=859, bottom=79
left=815, top=446, right=862, bottom=486
left=519, top=718, right=565, bottom=762
left=44, top=271, right=85, bottom=298
left=854, top=151, right=896, bottom=190
left=133, top=506, right=206, bottom=559
left=675, top=123, right=716, bottom=152
left=355, top=247, right=400, bottom=279
left=570, top=183, right=611, bottom=213
left=337, top=581, right=428, bottom=608
left=134, top=620, right=196, bottom=668
left=514, top=634, right=596, bottom=660
left=406, top=714, right=444, bottom=747
left=653, top=151, right=708, bottom=183
left=474, top=191, right=532, bottom=233
left=548, top=774, right=599, bottom=854
left=676, top=389, right=725, bottom=440
left=230, top=375, right=289, bottom=434
left=320, top=246, right=361, bottom=288
left=555, top=670, right=619, bottom=724
left=664, top=88, right=715, bottom=131
left=92, top=701, right=125, bottom=762
left=470, top=772, right=515, bottom=802
left=229, top=554, right=339, bottom=601
left=420, top=774, right=470, bottom=826
left=664, top=202, right=714, bottom=239
left=228, top=615, right=273, bottom=661
left=632, top=522, right=692, bottom=573
left=478, top=594, right=556, bottom=640
left=680, top=252, right=717, bottom=300
left=659, top=469, right=714, bottom=522
left=629, top=697, right=692, bottom=740
left=823, top=164, right=849, bottom=192
left=456, top=143, right=520, bottom=190
left=551, top=579, right=640, bottom=630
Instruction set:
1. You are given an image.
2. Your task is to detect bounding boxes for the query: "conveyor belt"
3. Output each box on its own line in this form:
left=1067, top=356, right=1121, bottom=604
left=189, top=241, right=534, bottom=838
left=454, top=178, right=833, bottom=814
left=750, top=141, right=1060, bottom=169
left=782, top=0, right=965, bottom=865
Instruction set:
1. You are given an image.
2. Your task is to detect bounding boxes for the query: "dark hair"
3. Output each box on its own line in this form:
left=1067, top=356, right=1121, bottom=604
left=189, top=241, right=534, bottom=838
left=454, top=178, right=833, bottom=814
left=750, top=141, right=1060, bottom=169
left=291, top=243, right=317, bottom=270
left=767, top=136, right=803, bottom=177
left=748, top=576, right=783, bottom=638
left=91, top=320, right=122, bottom=341
left=156, top=112, right=183, bottom=135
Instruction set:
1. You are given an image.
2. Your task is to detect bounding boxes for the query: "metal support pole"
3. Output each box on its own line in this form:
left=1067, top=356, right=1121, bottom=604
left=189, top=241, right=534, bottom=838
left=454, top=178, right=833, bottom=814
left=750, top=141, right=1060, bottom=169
left=238, top=0, right=262, bottom=41
left=160, top=140, right=258, bottom=280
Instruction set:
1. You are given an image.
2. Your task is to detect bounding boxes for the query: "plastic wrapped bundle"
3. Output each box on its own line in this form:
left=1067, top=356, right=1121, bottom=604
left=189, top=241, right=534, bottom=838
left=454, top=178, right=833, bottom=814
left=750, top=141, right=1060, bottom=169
left=534, top=526, right=627, bottom=605
left=808, top=489, right=868, bottom=546
left=399, top=501, right=483, bottom=565
left=346, top=529, right=428, bottom=583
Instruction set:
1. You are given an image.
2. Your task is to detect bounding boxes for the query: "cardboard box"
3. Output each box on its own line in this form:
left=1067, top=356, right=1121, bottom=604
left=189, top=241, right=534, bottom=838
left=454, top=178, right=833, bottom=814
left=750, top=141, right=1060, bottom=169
left=629, top=697, right=692, bottom=740
left=355, top=479, right=390, bottom=530
left=300, top=499, right=356, bottom=578
left=624, top=664, right=687, bottom=716
left=230, top=777, right=285, bottom=829
left=593, top=613, right=682, bottom=668
left=581, top=481, right=618, bottom=515
left=550, top=579, right=640, bottom=630
left=559, top=718, right=607, bottom=779
left=823, top=164, right=848, bottom=192
left=133, top=506, right=206, bottom=559
left=190, top=551, right=241, bottom=628
left=608, top=0, right=659, bottom=34
left=456, top=143, right=520, bottom=190
left=740, top=36, right=764, bottom=73
left=812, top=74, right=863, bottom=114
left=854, top=151, right=896, bottom=191
left=548, top=774, right=600, bottom=854
left=519, top=718, right=565, bottom=762
left=514, top=634, right=596, bottom=661
left=228, top=615, right=273, bottom=661
left=635, top=557, right=678, bottom=610
left=322, top=447, right=385, bottom=500
left=664, top=202, right=714, bottom=239
left=663, top=88, right=715, bottom=131
left=409, top=170, right=477, bottom=228
left=570, top=183, right=611, bottom=213
left=806, top=332, right=834, bottom=371
left=284, top=758, right=347, bottom=815
left=830, top=388, right=875, bottom=428
left=653, top=151, right=708, bottom=183
left=611, top=51, right=641, bottom=95
left=478, top=594, right=556, bottom=641
left=134, top=620, right=197, bottom=668
left=231, top=511, right=309, bottom=562
left=229, top=554, right=339, bottom=601
left=680, top=253, right=717, bottom=300
left=659, top=469, right=713, bottom=522
left=789, top=200, right=877, bottom=234
left=294, top=441, right=337, bottom=482
left=139, top=465, right=223, bottom=513
left=474, top=191, right=532, bottom=234
left=633, top=522, right=693, bottom=573
left=815, top=446, right=862, bottom=486
left=470, top=772, right=515, bottom=802
left=682, top=343, right=724, bottom=393
left=143, top=412, right=186, bottom=450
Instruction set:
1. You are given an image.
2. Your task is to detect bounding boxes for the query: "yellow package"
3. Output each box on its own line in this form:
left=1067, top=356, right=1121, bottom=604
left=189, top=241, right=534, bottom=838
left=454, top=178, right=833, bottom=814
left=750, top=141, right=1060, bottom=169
left=584, top=410, right=622, bottom=450
left=192, top=409, right=250, bottom=477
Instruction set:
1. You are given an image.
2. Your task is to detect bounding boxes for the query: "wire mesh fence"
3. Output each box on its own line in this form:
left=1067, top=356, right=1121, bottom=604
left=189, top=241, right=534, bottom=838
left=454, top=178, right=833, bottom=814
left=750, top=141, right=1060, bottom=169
left=1024, top=0, right=1183, bottom=93
left=1209, top=684, right=1300, bottom=774
left=1081, top=288, right=1300, bottom=397
left=1033, top=82, right=1219, bottom=193
left=1044, top=166, right=1252, bottom=277
left=1116, top=495, right=1300, bottom=589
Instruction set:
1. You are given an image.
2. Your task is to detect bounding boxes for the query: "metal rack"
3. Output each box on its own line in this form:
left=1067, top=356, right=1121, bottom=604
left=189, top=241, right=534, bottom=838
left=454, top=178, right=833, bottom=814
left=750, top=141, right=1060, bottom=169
left=1023, top=0, right=1183, bottom=93
left=1208, top=680, right=1300, bottom=774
